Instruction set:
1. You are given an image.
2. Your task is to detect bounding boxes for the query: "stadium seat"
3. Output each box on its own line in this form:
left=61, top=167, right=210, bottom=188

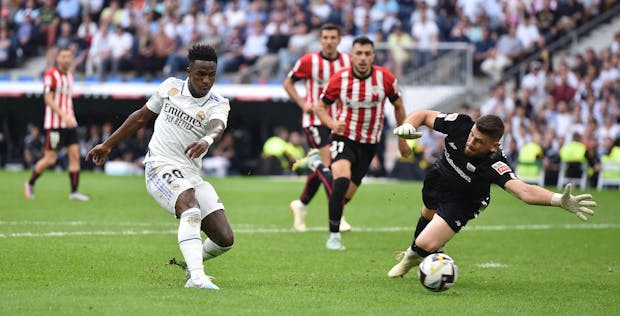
left=516, top=161, right=545, bottom=186
left=557, top=161, right=588, bottom=190
left=596, top=161, right=620, bottom=191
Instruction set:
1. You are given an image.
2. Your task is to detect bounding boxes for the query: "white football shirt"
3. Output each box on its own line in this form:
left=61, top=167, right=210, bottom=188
left=144, top=77, right=230, bottom=169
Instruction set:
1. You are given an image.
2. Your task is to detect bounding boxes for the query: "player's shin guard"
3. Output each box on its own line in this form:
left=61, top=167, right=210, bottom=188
left=300, top=172, right=321, bottom=204
left=328, top=177, right=349, bottom=233
left=315, top=164, right=334, bottom=196
left=203, top=238, right=233, bottom=261
left=411, top=243, right=431, bottom=258
left=69, top=171, right=79, bottom=193
left=178, top=208, right=204, bottom=279
left=413, top=216, right=431, bottom=241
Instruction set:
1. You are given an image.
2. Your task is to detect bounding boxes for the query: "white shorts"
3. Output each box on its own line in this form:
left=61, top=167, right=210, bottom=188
left=145, top=161, right=225, bottom=219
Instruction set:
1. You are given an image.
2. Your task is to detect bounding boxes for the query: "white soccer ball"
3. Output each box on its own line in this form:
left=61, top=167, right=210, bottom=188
left=417, top=253, right=458, bottom=292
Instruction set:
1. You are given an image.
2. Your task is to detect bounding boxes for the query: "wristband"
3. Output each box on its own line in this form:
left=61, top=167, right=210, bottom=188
left=550, top=193, right=562, bottom=206
left=201, top=135, right=214, bottom=146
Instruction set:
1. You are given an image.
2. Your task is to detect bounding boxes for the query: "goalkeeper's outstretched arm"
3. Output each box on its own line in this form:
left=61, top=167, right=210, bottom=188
left=504, top=180, right=596, bottom=222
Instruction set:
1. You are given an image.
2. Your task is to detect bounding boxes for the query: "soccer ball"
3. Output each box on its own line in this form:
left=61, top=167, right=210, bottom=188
left=417, top=253, right=458, bottom=292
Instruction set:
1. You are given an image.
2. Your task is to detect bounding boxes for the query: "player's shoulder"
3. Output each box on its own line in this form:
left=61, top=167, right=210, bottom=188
left=156, top=77, right=185, bottom=97
left=206, top=90, right=230, bottom=107
left=437, top=112, right=473, bottom=123
left=372, top=65, right=396, bottom=79
left=43, top=67, right=58, bottom=78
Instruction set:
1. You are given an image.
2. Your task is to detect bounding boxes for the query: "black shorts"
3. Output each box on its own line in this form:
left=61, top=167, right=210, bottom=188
left=303, top=125, right=332, bottom=148
left=44, top=128, right=79, bottom=151
left=422, top=167, right=490, bottom=233
left=330, top=135, right=377, bottom=186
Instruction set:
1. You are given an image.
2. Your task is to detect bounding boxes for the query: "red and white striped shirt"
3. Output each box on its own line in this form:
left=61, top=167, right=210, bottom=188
left=322, top=65, right=400, bottom=144
left=42, top=67, right=75, bottom=130
left=288, top=52, right=351, bottom=127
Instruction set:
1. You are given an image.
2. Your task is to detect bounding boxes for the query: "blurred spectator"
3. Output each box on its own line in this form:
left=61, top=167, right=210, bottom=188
left=218, top=26, right=245, bottom=74
left=386, top=22, right=412, bottom=80
left=551, top=71, right=577, bottom=104
left=16, top=12, right=37, bottom=58
left=480, top=84, right=514, bottom=119
left=13, top=0, right=39, bottom=25
left=516, top=14, right=541, bottom=53
left=259, top=126, right=302, bottom=175
left=56, top=0, right=81, bottom=27
left=481, top=24, right=523, bottom=81
left=85, top=20, right=111, bottom=78
left=473, top=27, right=496, bottom=75
left=202, top=131, right=236, bottom=177
left=150, top=20, right=176, bottom=76
left=411, top=7, right=438, bottom=68
left=0, top=26, right=16, bottom=68
left=23, top=125, right=44, bottom=169
left=105, top=25, right=134, bottom=77
left=536, top=0, right=559, bottom=43
left=37, top=0, right=59, bottom=48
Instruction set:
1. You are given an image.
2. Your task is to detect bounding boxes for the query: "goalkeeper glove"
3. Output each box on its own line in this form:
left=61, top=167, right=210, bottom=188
left=551, top=183, right=596, bottom=221
left=393, top=123, right=423, bottom=139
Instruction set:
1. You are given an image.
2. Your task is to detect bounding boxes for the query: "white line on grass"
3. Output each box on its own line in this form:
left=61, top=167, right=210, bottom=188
left=0, top=223, right=618, bottom=238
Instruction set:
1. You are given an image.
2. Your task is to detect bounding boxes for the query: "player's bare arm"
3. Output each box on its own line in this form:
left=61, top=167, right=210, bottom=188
left=315, top=100, right=344, bottom=134
left=392, top=97, right=412, bottom=158
left=405, top=110, right=440, bottom=129
left=86, top=105, right=157, bottom=165
left=44, top=92, right=76, bottom=128
left=283, top=77, right=312, bottom=113
left=504, top=180, right=596, bottom=221
left=184, top=119, right=226, bottom=160
left=393, top=110, right=439, bottom=140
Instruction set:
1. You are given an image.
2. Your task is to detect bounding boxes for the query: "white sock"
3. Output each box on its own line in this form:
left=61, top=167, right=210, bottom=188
left=329, top=232, right=341, bottom=239
left=405, top=246, right=417, bottom=258
left=178, top=208, right=204, bottom=280
left=203, top=238, right=233, bottom=260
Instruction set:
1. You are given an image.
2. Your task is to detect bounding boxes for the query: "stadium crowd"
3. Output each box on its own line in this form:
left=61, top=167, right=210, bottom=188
left=0, top=0, right=614, bottom=81
left=3, top=0, right=620, bottom=188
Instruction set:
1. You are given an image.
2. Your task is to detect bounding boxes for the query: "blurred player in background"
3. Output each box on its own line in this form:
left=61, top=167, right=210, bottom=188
left=24, top=47, right=89, bottom=201
left=388, top=111, right=596, bottom=278
left=295, top=36, right=412, bottom=250
left=284, top=23, right=352, bottom=232
left=86, top=44, right=233, bottom=290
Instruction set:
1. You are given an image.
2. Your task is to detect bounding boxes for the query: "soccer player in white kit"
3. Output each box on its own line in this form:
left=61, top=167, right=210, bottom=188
left=86, top=44, right=232, bottom=290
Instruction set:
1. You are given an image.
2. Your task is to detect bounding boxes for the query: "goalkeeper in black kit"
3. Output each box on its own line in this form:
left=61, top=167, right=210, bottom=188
left=387, top=110, right=596, bottom=278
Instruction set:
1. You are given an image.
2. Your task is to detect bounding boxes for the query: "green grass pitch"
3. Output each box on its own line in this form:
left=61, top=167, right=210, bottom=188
left=1, top=170, right=619, bottom=315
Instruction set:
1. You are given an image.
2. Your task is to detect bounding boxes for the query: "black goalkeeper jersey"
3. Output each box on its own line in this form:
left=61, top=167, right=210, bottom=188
left=429, top=113, right=516, bottom=200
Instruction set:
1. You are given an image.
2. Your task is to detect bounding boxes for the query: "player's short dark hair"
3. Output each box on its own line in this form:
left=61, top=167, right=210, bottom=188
left=475, top=115, right=504, bottom=140
left=353, top=36, right=374, bottom=48
left=188, top=44, right=218, bottom=64
left=320, top=23, right=341, bottom=36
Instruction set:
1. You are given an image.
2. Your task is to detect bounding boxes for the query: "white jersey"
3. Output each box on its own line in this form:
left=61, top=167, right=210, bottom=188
left=144, top=77, right=230, bottom=170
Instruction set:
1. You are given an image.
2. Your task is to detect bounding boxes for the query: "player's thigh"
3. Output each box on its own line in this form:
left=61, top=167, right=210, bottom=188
left=331, top=159, right=351, bottom=179
left=194, top=181, right=225, bottom=219
left=415, top=214, right=456, bottom=252
left=304, top=125, right=331, bottom=149
left=349, top=143, right=377, bottom=186
left=144, top=162, right=196, bottom=217
left=201, top=210, right=234, bottom=247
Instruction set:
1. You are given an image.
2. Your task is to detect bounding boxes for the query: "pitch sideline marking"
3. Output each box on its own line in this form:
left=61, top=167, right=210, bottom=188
left=0, top=223, right=618, bottom=238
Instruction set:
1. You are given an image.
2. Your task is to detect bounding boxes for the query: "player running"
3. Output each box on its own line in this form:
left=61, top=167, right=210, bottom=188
left=87, top=44, right=232, bottom=290
left=295, top=36, right=412, bottom=250
left=284, top=23, right=352, bottom=232
left=25, top=47, right=89, bottom=201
